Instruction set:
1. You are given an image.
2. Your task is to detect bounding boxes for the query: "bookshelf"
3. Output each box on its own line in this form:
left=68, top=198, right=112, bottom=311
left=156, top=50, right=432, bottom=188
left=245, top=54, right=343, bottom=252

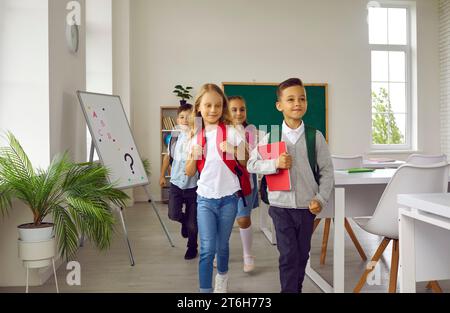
left=160, top=106, right=180, bottom=203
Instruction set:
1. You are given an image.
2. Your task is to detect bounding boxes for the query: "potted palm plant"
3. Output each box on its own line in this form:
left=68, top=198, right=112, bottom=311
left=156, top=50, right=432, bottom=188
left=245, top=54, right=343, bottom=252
left=0, top=132, right=129, bottom=262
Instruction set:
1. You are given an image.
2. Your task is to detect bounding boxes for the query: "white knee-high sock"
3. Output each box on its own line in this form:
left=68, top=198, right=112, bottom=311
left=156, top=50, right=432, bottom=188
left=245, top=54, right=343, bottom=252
left=240, top=226, right=253, bottom=260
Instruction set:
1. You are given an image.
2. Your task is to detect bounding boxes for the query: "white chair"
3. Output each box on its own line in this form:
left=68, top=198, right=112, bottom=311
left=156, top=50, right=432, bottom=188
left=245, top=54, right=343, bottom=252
left=406, top=154, right=447, bottom=165
left=313, top=155, right=367, bottom=265
left=353, top=162, right=449, bottom=293
left=332, top=155, right=364, bottom=170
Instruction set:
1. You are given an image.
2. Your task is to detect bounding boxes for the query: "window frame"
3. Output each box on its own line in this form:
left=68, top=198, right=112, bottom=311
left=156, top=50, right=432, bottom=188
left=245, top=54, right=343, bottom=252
left=369, top=3, right=413, bottom=151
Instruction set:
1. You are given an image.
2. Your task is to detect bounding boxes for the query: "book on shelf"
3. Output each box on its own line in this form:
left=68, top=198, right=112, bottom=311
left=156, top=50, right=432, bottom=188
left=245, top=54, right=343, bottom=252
left=162, top=116, right=178, bottom=130
left=163, top=117, right=171, bottom=130
left=169, top=117, right=176, bottom=129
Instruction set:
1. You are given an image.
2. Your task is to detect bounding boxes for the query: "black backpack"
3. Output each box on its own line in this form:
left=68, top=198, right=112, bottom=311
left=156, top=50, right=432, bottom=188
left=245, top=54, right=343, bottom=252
left=260, top=125, right=320, bottom=205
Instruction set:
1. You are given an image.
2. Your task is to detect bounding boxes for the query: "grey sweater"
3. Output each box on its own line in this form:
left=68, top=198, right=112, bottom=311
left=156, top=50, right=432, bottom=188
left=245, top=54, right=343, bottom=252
left=247, top=130, right=334, bottom=209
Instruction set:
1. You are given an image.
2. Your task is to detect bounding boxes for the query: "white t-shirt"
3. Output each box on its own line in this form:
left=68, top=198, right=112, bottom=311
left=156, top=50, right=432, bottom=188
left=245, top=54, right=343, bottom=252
left=191, top=125, right=244, bottom=199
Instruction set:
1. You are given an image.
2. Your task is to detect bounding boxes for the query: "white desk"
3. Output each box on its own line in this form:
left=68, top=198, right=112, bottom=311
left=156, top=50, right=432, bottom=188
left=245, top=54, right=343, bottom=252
left=259, top=169, right=393, bottom=245
left=305, top=169, right=395, bottom=293
left=260, top=169, right=450, bottom=292
left=398, top=193, right=450, bottom=293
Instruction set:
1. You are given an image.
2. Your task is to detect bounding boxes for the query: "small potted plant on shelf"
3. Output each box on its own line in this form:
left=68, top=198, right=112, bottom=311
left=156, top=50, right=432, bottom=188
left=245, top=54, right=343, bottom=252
left=173, top=85, right=193, bottom=106
left=0, top=132, right=129, bottom=263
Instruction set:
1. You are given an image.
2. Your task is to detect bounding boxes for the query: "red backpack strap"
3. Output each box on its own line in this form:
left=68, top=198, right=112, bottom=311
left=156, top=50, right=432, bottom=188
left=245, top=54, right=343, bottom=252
left=196, top=128, right=206, bottom=173
left=217, top=123, right=252, bottom=197
left=216, top=123, right=234, bottom=163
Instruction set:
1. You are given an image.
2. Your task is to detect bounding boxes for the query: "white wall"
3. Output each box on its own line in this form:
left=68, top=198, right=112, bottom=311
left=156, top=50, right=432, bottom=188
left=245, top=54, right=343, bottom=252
left=130, top=0, right=441, bottom=201
left=86, top=0, right=112, bottom=95
left=85, top=0, right=112, bottom=161
left=0, top=0, right=50, bottom=287
left=112, top=0, right=130, bottom=117
left=0, top=0, right=50, bottom=168
left=0, top=0, right=86, bottom=287
left=49, top=0, right=87, bottom=163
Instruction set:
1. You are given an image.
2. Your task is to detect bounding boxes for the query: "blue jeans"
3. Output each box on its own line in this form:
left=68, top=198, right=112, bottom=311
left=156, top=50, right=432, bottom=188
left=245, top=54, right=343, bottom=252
left=197, top=193, right=239, bottom=293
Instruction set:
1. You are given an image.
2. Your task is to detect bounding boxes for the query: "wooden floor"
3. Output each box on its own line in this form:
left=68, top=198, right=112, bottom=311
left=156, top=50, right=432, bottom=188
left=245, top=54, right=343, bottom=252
left=1, top=202, right=448, bottom=293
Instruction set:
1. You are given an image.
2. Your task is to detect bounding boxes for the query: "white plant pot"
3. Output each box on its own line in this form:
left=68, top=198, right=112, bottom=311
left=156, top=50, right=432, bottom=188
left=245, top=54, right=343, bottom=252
left=18, top=237, right=56, bottom=268
left=17, top=223, right=54, bottom=242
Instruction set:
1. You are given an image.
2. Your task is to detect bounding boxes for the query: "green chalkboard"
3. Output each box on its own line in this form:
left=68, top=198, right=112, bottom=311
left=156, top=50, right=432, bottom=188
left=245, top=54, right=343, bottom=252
left=223, top=83, right=328, bottom=141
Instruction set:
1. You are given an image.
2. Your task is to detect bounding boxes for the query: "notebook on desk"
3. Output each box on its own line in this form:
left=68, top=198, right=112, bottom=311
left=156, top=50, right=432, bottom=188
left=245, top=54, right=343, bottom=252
left=258, top=141, right=291, bottom=191
left=347, top=168, right=376, bottom=173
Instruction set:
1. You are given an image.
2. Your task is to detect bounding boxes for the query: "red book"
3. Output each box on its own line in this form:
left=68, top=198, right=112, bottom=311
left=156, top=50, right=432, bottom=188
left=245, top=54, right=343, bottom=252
left=258, top=141, right=291, bottom=191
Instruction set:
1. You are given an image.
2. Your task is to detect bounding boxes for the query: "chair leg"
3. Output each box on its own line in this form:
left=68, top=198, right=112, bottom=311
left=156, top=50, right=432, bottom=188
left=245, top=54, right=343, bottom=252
left=388, top=239, right=399, bottom=293
left=320, top=218, right=331, bottom=265
left=344, top=218, right=367, bottom=261
left=354, top=237, right=391, bottom=293
left=313, top=218, right=321, bottom=233
left=426, top=281, right=443, bottom=293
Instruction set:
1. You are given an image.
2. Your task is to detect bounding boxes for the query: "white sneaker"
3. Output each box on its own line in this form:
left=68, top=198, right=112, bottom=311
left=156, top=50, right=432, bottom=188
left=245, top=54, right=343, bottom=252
left=243, top=255, right=255, bottom=273
left=214, top=273, right=228, bottom=293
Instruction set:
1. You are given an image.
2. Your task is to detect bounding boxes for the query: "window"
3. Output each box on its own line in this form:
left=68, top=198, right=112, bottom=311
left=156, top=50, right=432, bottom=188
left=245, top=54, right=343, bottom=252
left=369, top=4, right=412, bottom=150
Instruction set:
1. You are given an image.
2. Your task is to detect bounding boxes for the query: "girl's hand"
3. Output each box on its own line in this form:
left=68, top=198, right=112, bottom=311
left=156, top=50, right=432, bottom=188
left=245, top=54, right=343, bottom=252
left=309, top=199, right=322, bottom=215
left=190, top=144, right=203, bottom=160
left=159, top=176, right=167, bottom=187
left=219, top=141, right=236, bottom=155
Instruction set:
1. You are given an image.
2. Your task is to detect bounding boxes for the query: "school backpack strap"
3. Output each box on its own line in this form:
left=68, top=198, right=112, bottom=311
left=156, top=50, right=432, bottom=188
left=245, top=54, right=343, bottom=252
left=168, top=134, right=179, bottom=166
left=305, top=124, right=320, bottom=184
left=260, top=129, right=281, bottom=205
left=260, top=124, right=321, bottom=205
left=196, top=124, right=251, bottom=204
left=196, top=127, right=206, bottom=173
left=217, top=123, right=252, bottom=199
left=260, top=176, right=269, bottom=205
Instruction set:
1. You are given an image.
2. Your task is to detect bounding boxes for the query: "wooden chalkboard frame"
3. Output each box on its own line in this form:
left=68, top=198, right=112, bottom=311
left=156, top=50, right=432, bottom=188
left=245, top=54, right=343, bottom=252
left=222, top=82, right=328, bottom=142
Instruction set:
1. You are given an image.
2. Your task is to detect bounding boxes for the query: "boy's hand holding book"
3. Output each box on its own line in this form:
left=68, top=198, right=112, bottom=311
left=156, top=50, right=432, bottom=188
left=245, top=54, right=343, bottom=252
left=309, top=199, right=322, bottom=215
left=276, top=152, right=292, bottom=169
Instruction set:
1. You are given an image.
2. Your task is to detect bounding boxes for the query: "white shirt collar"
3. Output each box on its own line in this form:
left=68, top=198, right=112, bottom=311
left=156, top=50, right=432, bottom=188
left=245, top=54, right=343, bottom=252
left=282, top=120, right=304, bottom=144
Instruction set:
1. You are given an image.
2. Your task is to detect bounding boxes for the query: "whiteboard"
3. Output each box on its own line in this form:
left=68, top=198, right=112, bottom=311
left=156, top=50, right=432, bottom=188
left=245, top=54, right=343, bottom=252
left=77, top=91, right=149, bottom=189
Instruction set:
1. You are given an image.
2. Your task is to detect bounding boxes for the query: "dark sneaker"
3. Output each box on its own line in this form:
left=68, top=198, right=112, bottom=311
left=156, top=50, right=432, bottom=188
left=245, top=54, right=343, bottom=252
left=184, top=248, right=198, bottom=260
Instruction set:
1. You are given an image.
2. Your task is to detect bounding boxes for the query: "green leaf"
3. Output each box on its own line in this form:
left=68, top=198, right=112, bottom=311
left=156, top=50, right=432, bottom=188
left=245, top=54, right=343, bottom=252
left=0, top=131, right=129, bottom=259
left=142, top=159, right=151, bottom=177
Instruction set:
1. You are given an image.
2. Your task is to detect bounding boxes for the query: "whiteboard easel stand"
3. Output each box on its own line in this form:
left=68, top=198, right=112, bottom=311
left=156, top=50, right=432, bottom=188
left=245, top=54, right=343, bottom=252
left=77, top=91, right=174, bottom=267
left=142, top=185, right=175, bottom=248
left=79, top=141, right=136, bottom=266
left=81, top=140, right=175, bottom=266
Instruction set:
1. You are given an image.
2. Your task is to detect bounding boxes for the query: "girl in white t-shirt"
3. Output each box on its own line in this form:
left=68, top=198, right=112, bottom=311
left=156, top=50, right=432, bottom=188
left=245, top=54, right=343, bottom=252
left=185, top=84, right=248, bottom=293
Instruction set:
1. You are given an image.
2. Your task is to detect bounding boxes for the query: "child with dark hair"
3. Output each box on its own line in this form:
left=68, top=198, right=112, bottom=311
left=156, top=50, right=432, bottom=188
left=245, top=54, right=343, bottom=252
left=248, top=78, right=334, bottom=293
left=160, top=103, right=198, bottom=260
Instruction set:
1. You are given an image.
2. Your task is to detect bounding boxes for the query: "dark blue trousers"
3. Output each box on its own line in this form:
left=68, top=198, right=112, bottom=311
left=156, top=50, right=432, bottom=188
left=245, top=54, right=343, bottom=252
left=168, top=184, right=198, bottom=249
left=269, top=206, right=315, bottom=293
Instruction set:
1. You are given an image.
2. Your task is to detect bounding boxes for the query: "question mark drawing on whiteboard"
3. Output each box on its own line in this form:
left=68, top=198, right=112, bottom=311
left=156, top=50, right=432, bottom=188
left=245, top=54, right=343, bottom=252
left=124, top=153, right=135, bottom=175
